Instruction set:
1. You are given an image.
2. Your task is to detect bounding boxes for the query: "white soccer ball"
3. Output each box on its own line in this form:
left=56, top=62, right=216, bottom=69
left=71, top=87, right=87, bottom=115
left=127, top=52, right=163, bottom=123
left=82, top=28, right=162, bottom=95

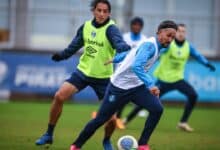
left=117, top=135, right=138, bottom=150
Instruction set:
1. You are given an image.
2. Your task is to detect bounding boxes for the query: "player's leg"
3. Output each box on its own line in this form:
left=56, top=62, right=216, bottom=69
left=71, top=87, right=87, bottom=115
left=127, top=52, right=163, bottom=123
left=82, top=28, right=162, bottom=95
left=131, top=86, right=163, bottom=148
left=36, top=82, right=77, bottom=145
left=155, top=80, right=175, bottom=97
left=116, top=104, right=125, bottom=118
left=124, top=105, right=143, bottom=125
left=122, top=80, right=170, bottom=126
left=36, top=72, right=87, bottom=145
left=102, top=101, right=129, bottom=149
left=103, top=114, right=117, bottom=149
left=71, top=84, right=130, bottom=149
left=49, top=82, right=78, bottom=124
left=176, top=80, right=198, bottom=132
left=115, top=105, right=126, bottom=129
left=91, top=80, right=119, bottom=149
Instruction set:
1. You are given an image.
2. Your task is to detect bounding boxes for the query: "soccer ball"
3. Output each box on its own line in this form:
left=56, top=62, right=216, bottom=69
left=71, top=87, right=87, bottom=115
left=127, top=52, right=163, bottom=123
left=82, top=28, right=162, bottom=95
left=117, top=135, right=138, bottom=150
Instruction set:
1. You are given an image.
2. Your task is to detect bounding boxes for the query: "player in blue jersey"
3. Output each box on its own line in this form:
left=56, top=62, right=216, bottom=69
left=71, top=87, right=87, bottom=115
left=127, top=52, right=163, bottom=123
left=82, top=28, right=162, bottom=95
left=70, top=20, right=177, bottom=150
left=122, top=23, right=216, bottom=132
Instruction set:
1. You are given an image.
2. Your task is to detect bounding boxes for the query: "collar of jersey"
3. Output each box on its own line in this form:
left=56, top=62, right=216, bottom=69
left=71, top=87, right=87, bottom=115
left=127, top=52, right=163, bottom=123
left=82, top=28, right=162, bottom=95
left=92, top=17, right=110, bottom=28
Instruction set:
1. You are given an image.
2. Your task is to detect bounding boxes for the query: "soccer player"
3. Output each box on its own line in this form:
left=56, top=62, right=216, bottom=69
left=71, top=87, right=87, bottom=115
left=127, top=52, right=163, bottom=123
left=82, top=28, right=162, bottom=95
left=116, top=17, right=147, bottom=129
left=154, top=23, right=216, bottom=132
left=70, top=20, right=177, bottom=150
left=121, top=24, right=216, bottom=130
left=122, top=17, right=147, bottom=49
left=35, top=0, right=130, bottom=149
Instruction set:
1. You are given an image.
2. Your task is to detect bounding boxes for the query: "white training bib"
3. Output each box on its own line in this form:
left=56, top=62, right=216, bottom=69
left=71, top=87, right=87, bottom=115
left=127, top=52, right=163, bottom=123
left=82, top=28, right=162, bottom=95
left=111, top=37, right=159, bottom=90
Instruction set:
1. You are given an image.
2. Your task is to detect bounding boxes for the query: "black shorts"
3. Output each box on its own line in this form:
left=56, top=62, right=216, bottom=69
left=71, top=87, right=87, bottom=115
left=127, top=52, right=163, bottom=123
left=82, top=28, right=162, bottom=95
left=66, top=69, right=109, bottom=100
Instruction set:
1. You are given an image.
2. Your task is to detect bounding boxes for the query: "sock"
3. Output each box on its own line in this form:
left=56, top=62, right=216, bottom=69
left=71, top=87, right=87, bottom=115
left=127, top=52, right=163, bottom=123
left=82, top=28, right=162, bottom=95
left=46, top=124, right=55, bottom=136
left=103, top=137, right=110, bottom=142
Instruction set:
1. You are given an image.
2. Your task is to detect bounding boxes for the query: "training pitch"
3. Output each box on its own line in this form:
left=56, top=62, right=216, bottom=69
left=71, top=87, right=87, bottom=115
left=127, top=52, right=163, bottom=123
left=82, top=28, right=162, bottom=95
left=0, top=101, right=219, bottom=150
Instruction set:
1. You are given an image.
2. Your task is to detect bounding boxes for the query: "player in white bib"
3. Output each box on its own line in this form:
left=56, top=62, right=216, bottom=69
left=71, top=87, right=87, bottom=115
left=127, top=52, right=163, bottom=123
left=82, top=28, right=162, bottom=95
left=70, top=20, right=177, bottom=150
left=123, top=17, right=147, bottom=49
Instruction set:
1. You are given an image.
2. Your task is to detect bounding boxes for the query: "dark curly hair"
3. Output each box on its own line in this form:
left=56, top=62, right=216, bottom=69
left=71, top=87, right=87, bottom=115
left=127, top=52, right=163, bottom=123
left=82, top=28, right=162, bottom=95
left=158, top=20, right=177, bottom=31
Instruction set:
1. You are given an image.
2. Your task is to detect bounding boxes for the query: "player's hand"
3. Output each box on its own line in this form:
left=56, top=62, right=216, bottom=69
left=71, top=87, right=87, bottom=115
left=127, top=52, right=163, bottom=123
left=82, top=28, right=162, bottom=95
left=51, top=53, right=63, bottom=62
left=104, top=59, right=113, bottom=65
left=150, top=86, right=160, bottom=97
left=206, top=63, right=216, bottom=72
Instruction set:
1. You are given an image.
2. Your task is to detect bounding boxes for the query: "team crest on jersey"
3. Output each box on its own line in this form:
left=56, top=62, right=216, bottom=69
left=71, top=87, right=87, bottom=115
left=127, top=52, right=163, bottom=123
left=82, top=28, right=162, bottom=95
left=177, top=50, right=182, bottom=56
left=91, top=31, right=96, bottom=38
left=109, top=95, right=115, bottom=102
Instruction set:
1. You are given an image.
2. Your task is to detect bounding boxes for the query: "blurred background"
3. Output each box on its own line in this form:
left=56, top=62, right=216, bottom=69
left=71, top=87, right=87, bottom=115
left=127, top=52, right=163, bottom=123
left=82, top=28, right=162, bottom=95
left=0, top=0, right=219, bottom=104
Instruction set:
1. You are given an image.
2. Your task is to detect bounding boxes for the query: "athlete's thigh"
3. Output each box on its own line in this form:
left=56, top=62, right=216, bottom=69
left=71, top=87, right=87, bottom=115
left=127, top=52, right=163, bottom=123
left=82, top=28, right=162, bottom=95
left=97, top=87, right=130, bottom=118
left=65, top=71, right=88, bottom=92
left=131, top=86, right=162, bottom=112
left=56, top=72, right=89, bottom=101
left=56, top=82, right=78, bottom=100
left=156, top=80, right=174, bottom=97
left=90, top=79, right=109, bottom=101
left=176, top=80, right=197, bottom=96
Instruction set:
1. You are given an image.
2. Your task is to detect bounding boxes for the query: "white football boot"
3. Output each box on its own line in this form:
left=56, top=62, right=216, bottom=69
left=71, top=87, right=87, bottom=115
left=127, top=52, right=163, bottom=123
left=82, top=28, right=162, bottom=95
left=177, top=122, right=194, bottom=132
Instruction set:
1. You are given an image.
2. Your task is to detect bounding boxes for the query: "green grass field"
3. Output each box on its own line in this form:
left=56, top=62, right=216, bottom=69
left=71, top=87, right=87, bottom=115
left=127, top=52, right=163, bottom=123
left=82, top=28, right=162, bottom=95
left=0, top=101, right=220, bottom=150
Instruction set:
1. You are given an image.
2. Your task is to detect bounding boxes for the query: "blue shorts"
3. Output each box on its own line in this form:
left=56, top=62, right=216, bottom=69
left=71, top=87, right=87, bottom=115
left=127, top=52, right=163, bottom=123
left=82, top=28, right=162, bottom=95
left=66, top=69, right=109, bottom=100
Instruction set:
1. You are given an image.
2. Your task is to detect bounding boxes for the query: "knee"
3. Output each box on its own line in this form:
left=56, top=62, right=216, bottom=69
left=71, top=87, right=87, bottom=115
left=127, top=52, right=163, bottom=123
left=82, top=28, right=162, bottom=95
left=109, top=115, right=117, bottom=125
left=93, top=115, right=110, bottom=127
left=54, top=91, right=66, bottom=103
left=105, top=115, right=117, bottom=128
left=151, top=105, right=164, bottom=117
left=188, top=92, right=198, bottom=104
left=157, top=105, right=164, bottom=116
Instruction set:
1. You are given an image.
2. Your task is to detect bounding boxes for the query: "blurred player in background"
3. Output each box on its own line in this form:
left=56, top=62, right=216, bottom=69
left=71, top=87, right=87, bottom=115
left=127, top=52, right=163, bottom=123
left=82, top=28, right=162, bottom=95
left=115, top=17, right=147, bottom=129
left=123, top=23, right=216, bottom=132
left=35, top=0, right=130, bottom=149
left=70, top=20, right=177, bottom=150
left=122, top=17, right=147, bottom=49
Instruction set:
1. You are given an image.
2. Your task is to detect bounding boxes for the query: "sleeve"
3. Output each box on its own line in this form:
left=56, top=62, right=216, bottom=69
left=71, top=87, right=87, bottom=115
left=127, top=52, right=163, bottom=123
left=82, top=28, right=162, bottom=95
left=106, top=25, right=131, bottom=53
left=59, top=24, right=84, bottom=59
left=190, top=44, right=209, bottom=66
left=112, top=51, right=129, bottom=63
left=131, top=42, right=156, bottom=89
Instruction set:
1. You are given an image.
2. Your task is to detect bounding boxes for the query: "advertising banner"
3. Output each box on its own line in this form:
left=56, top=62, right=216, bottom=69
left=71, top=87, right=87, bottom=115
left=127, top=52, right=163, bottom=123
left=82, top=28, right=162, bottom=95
left=0, top=51, right=219, bottom=102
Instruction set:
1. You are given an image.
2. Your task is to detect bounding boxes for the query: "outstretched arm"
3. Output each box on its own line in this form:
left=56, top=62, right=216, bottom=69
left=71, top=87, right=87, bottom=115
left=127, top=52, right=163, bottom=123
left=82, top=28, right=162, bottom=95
left=104, top=51, right=128, bottom=65
left=190, top=44, right=215, bottom=71
left=106, top=25, right=131, bottom=53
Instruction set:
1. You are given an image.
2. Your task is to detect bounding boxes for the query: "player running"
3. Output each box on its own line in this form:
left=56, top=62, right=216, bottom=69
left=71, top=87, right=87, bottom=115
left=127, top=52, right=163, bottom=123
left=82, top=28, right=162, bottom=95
left=35, top=0, right=130, bottom=149
left=70, top=20, right=177, bottom=150
left=116, top=16, right=147, bottom=129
